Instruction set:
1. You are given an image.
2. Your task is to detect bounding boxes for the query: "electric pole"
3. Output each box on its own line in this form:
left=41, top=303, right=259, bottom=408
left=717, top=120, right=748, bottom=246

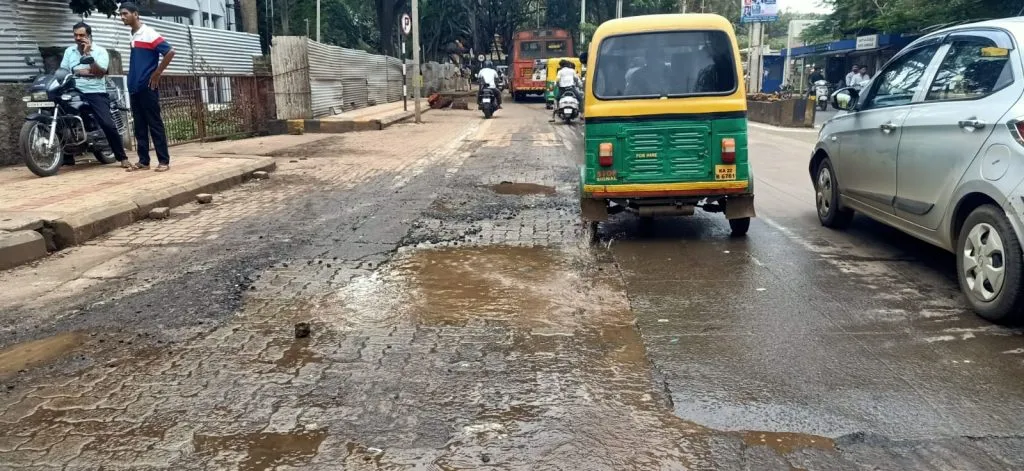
left=615, top=0, right=622, bottom=18
left=412, top=0, right=422, bottom=123
left=316, top=0, right=320, bottom=42
left=580, top=0, right=585, bottom=49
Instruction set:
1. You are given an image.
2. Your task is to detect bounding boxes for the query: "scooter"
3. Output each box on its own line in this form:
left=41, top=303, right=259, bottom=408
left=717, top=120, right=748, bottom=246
left=813, top=80, right=830, bottom=111
left=555, top=87, right=581, bottom=124
left=478, top=85, right=500, bottom=119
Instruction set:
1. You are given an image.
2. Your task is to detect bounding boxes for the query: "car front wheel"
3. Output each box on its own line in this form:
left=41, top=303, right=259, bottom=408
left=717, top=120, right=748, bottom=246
left=814, top=157, right=854, bottom=229
left=957, top=205, right=1024, bottom=324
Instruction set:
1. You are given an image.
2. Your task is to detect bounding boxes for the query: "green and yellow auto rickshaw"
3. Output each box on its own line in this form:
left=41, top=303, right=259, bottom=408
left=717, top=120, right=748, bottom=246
left=543, top=57, right=583, bottom=109
left=578, top=13, right=755, bottom=238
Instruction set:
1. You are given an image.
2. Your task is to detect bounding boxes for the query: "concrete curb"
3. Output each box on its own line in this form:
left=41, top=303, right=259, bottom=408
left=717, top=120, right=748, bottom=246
left=0, top=230, right=47, bottom=270
left=50, top=157, right=276, bottom=248
left=0, top=156, right=276, bottom=271
left=270, top=108, right=429, bottom=135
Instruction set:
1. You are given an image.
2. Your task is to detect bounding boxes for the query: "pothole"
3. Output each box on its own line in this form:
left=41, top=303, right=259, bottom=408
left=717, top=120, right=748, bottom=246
left=0, top=332, right=88, bottom=377
left=487, top=182, right=556, bottom=196
left=193, top=429, right=328, bottom=470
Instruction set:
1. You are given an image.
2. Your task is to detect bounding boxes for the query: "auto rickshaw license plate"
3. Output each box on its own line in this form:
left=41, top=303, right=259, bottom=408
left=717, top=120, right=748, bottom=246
left=715, top=165, right=736, bottom=180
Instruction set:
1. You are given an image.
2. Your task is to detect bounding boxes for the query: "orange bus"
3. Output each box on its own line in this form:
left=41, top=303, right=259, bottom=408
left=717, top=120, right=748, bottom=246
left=509, top=28, right=574, bottom=101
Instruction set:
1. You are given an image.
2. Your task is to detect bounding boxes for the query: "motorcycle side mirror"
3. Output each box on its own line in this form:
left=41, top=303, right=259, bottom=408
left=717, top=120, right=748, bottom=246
left=79, top=56, right=95, bottom=65
left=579, top=52, right=589, bottom=64
left=831, top=87, right=859, bottom=112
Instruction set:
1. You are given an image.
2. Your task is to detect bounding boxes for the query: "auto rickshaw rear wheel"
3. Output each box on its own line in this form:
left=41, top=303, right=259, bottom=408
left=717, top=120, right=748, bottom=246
left=729, top=217, right=750, bottom=237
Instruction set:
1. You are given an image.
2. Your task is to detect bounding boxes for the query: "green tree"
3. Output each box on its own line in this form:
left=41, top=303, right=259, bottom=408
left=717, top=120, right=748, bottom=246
left=803, top=0, right=1021, bottom=43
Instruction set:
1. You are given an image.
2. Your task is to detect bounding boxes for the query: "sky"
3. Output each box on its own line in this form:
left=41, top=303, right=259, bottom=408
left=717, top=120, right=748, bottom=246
left=782, top=0, right=834, bottom=14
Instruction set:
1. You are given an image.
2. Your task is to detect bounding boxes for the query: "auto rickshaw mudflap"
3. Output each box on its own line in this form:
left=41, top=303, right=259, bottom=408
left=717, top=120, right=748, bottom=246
left=580, top=198, right=609, bottom=221
left=726, top=194, right=756, bottom=219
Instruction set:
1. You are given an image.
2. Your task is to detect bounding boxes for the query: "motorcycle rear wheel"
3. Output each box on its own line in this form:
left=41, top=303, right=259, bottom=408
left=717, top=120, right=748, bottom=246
left=20, top=122, right=63, bottom=177
left=92, top=149, right=118, bottom=164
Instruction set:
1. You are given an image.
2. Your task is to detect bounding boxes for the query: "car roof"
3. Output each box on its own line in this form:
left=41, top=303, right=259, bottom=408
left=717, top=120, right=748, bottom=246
left=917, top=17, right=1024, bottom=44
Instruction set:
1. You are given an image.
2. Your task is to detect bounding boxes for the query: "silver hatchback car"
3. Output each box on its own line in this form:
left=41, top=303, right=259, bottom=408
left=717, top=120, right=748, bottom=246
left=811, top=19, right=1024, bottom=323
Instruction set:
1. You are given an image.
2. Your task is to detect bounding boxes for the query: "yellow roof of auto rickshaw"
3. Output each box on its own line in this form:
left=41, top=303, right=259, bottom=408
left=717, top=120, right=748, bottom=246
left=590, top=14, right=735, bottom=44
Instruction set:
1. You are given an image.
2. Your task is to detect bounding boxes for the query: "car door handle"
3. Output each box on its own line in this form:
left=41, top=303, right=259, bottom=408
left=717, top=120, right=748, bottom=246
left=958, top=118, right=986, bottom=130
left=880, top=122, right=898, bottom=133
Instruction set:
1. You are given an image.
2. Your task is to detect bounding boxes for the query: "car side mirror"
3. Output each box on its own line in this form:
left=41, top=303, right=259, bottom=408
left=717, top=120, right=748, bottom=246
left=831, top=87, right=859, bottom=111
left=79, top=56, right=95, bottom=65
left=579, top=52, right=589, bottom=64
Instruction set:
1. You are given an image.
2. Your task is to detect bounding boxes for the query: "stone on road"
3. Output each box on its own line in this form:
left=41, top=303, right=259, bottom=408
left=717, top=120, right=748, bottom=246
left=0, top=103, right=1021, bottom=470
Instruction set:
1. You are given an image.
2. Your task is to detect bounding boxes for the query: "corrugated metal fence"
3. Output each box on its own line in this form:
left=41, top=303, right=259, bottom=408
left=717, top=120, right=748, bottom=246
left=272, top=36, right=405, bottom=119
left=0, top=0, right=261, bottom=82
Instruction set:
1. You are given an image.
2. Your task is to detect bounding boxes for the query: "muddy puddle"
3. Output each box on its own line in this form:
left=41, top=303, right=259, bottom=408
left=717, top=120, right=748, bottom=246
left=0, top=332, right=87, bottom=377
left=336, top=246, right=626, bottom=331
left=742, top=431, right=836, bottom=454
left=329, top=245, right=844, bottom=467
left=487, top=181, right=556, bottom=196
left=193, top=429, right=328, bottom=470
left=274, top=337, right=321, bottom=371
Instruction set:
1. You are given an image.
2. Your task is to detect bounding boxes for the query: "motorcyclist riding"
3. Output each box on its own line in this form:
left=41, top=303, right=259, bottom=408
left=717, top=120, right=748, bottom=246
left=476, top=60, right=502, bottom=108
left=551, top=60, right=583, bottom=121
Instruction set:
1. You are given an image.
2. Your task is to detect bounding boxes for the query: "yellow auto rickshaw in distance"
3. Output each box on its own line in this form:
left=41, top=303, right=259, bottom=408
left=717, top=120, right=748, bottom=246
left=543, top=57, right=583, bottom=109
left=578, top=14, right=754, bottom=240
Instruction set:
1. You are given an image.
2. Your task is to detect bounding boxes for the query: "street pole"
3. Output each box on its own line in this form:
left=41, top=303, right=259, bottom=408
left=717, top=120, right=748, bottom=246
left=680, top=0, right=686, bottom=13
left=580, top=0, right=585, bottom=49
left=412, top=0, right=422, bottom=123
left=615, top=0, right=622, bottom=18
left=748, top=22, right=763, bottom=93
left=316, top=0, right=320, bottom=42
left=402, top=39, right=407, bottom=111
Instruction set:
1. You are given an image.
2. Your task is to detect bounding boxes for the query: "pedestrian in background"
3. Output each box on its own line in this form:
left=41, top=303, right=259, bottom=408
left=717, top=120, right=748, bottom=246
left=119, top=2, right=176, bottom=172
left=845, top=64, right=859, bottom=87
left=60, top=22, right=131, bottom=169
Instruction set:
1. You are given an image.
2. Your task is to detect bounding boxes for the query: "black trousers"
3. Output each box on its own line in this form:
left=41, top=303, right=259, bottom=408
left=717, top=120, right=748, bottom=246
left=129, top=87, right=170, bottom=166
left=81, top=93, right=128, bottom=162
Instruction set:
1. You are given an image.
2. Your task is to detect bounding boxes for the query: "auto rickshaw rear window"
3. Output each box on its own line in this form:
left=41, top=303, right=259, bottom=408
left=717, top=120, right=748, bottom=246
left=593, top=30, right=737, bottom=99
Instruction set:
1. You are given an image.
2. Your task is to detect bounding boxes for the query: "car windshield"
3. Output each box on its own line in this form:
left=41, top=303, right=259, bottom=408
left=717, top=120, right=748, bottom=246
left=593, top=30, right=737, bottom=99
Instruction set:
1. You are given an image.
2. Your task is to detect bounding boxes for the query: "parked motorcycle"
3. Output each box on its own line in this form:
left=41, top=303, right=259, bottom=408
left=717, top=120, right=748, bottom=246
left=556, top=88, right=581, bottom=124
left=19, top=58, right=128, bottom=177
left=813, top=80, right=830, bottom=111
left=478, top=85, right=500, bottom=119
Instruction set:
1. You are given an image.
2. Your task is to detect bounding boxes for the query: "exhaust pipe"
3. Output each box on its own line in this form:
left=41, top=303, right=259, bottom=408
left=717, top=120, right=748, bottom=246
left=637, top=205, right=695, bottom=217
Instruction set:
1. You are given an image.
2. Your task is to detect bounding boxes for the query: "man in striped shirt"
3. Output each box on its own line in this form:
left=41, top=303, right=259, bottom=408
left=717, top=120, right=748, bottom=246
left=119, top=2, right=176, bottom=172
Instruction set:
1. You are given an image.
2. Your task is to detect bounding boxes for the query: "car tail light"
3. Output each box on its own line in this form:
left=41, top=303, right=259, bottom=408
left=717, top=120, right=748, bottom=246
left=1009, top=119, right=1024, bottom=146
left=721, top=138, right=736, bottom=164
left=599, top=143, right=614, bottom=167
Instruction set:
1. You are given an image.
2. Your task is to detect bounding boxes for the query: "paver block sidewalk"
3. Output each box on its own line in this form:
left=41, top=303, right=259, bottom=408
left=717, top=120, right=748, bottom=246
left=0, top=152, right=275, bottom=256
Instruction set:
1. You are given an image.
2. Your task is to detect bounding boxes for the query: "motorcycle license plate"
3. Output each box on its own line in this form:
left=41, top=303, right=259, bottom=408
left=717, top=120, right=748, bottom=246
left=482, top=98, right=492, bottom=103
left=563, top=108, right=574, bottom=114
left=26, top=101, right=54, bottom=108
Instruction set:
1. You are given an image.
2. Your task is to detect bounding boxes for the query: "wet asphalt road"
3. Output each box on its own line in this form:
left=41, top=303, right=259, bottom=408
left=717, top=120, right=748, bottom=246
left=0, top=102, right=1023, bottom=469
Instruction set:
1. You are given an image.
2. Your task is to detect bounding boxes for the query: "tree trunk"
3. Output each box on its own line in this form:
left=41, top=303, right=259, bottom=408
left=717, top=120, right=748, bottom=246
left=240, top=0, right=259, bottom=34
left=280, top=0, right=291, bottom=35
left=376, top=0, right=404, bottom=56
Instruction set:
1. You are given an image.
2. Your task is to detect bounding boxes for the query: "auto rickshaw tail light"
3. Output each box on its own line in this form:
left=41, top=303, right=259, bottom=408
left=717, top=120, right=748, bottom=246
left=599, top=143, right=614, bottom=167
left=721, top=138, right=736, bottom=164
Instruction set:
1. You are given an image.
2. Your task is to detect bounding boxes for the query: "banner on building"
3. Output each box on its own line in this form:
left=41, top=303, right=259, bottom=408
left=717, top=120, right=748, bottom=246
left=740, top=0, right=779, bottom=23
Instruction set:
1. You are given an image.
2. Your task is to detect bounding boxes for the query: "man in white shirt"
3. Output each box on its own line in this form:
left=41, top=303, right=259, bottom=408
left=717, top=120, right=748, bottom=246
left=845, top=65, right=860, bottom=87
left=476, top=60, right=501, bottom=108
left=550, top=60, right=583, bottom=121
